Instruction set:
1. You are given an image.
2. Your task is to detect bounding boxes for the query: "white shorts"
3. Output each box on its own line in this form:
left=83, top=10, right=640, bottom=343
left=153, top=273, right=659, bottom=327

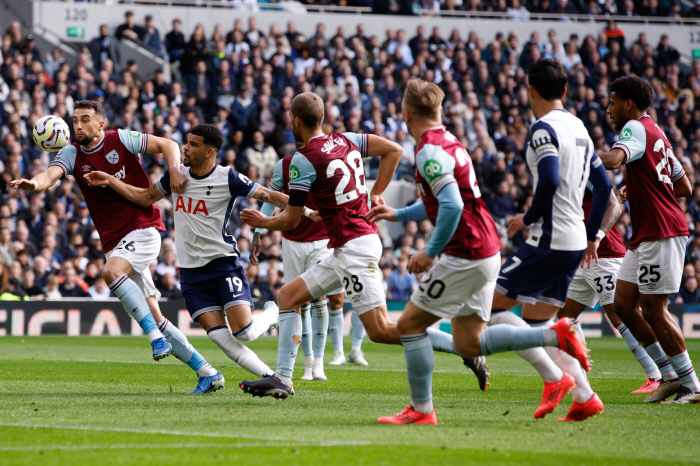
left=411, top=253, right=500, bottom=321
left=282, top=238, right=343, bottom=296
left=566, top=257, right=623, bottom=308
left=301, top=234, right=384, bottom=315
left=617, top=236, right=688, bottom=295
left=105, top=227, right=161, bottom=300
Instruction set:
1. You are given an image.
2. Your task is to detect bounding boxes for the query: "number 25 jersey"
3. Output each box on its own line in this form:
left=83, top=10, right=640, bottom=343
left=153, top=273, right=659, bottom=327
left=288, top=133, right=376, bottom=249
left=612, top=115, right=688, bottom=249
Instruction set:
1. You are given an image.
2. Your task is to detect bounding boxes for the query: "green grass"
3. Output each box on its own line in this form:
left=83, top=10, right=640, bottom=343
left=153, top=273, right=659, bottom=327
left=1, top=336, right=699, bottom=465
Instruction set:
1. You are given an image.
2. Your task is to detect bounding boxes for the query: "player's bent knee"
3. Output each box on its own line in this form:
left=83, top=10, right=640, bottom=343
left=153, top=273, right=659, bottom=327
left=453, top=339, right=481, bottom=358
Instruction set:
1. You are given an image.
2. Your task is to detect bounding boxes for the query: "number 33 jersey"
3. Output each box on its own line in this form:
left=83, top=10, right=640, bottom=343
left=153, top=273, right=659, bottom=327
left=289, top=133, right=376, bottom=248
left=612, top=115, right=688, bottom=250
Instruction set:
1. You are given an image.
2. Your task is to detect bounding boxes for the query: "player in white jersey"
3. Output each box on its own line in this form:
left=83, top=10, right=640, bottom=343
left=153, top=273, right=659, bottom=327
left=85, top=125, right=292, bottom=385
left=487, top=60, right=612, bottom=421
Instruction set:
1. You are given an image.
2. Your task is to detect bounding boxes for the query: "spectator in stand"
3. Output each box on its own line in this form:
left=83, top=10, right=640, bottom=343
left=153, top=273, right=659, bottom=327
left=87, top=276, right=111, bottom=299
left=0, top=278, right=26, bottom=301
left=244, top=131, right=278, bottom=181
left=44, top=275, right=61, bottom=300
left=165, top=19, right=187, bottom=64
left=386, top=255, right=417, bottom=301
left=157, top=272, right=182, bottom=300
left=58, top=264, right=87, bottom=298
left=142, top=15, right=165, bottom=57
left=115, top=11, right=145, bottom=42
left=21, top=269, right=44, bottom=299
left=88, top=25, right=119, bottom=71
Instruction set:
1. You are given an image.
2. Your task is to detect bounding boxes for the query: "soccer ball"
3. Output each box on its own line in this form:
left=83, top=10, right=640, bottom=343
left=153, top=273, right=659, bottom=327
left=33, top=116, right=71, bottom=152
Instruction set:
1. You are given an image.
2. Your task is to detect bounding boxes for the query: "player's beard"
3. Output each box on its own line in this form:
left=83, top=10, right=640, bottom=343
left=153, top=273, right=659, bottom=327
left=76, top=132, right=96, bottom=146
left=291, top=122, right=303, bottom=143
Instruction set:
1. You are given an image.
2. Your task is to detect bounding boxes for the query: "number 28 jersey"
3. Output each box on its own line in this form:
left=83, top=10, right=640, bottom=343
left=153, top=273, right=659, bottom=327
left=289, top=133, right=376, bottom=249
left=612, top=115, right=688, bottom=249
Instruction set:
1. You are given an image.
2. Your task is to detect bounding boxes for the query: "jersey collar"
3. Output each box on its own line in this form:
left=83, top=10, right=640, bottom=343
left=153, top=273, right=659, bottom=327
left=307, top=134, right=326, bottom=143
left=189, top=164, right=217, bottom=180
left=81, top=134, right=105, bottom=154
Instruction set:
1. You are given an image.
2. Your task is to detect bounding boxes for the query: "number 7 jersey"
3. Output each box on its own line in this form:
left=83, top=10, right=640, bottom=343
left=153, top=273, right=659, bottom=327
left=288, top=133, right=376, bottom=248
left=612, top=115, right=688, bottom=249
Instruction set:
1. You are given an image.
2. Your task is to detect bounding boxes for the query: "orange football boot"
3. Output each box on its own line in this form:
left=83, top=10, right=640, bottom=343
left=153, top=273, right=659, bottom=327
left=534, top=372, right=575, bottom=419
left=378, top=406, right=438, bottom=425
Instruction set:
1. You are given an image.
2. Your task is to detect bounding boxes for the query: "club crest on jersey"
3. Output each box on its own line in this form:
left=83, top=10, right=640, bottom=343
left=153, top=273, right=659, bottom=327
left=113, top=166, right=126, bottom=180
left=321, top=136, right=346, bottom=154
left=289, top=165, right=300, bottom=181
left=423, top=160, right=442, bottom=181
left=106, top=150, right=120, bottom=164
left=619, top=128, right=632, bottom=141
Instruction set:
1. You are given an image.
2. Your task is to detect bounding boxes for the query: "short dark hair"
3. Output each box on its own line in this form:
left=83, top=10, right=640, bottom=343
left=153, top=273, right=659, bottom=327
left=610, top=75, right=654, bottom=111
left=74, top=100, right=106, bottom=120
left=291, top=92, right=324, bottom=129
left=527, top=59, right=568, bottom=101
left=190, top=124, right=224, bottom=152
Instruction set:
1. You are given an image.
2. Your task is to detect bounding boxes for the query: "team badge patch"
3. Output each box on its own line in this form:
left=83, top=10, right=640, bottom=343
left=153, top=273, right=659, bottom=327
left=289, top=165, right=300, bottom=181
left=423, top=160, right=442, bottom=181
left=106, top=150, right=120, bottom=164
left=619, top=128, right=632, bottom=141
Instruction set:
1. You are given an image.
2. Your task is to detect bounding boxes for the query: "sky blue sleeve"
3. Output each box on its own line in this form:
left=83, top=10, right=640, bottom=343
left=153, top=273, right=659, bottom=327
left=117, top=129, right=148, bottom=157
left=342, top=132, right=368, bottom=157
left=668, top=151, right=686, bottom=182
left=586, top=153, right=613, bottom=242
left=269, top=159, right=285, bottom=192
left=395, top=200, right=429, bottom=222
left=49, top=145, right=76, bottom=176
left=416, top=144, right=456, bottom=195
left=288, top=152, right=316, bottom=193
left=425, top=182, right=464, bottom=258
left=612, top=120, right=646, bottom=164
left=156, top=169, right=172, bottom=195
left=228, top=168, right=259, bottom=199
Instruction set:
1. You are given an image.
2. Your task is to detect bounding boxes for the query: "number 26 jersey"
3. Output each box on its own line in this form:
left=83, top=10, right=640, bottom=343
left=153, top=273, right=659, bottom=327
left=288, top=133, right=376, bottom=249
left=612, top=115, right=688, bottom=249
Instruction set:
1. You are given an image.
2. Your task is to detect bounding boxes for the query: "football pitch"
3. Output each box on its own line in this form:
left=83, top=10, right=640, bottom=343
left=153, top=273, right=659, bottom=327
left=1, top=336, right=699, bottom=466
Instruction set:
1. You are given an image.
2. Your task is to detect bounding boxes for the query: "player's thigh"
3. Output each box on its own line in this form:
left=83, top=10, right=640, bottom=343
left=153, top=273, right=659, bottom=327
left=281, top=238, right=307, bottom=283
left=105, top=227, right=160, bottom=295
left=306, top=240, right=344, bottom=297
left=412, top=253, right=500, bottom=322
left=521, top=302, right=559, bottom=320
left=451, top=314, right=488, bottom=358
left=636, top=236, right=687, bottom=295
left=225, top=304, right=254, bottom=333
left=565, top=269, right=599, bottom=312
left=295, top=254, right=338, bottom=310
left=558, top=299, right=588, bottom=320
left=195, top=310, right=228, bottom=332
left=332, top=235, right=385, bottom=316
left=397, top=301, right=441, bottom=335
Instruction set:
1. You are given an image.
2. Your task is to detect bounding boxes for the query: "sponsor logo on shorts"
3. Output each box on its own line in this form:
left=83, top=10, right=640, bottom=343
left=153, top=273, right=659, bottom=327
left=352, top=295, right=361, bottom=303
left=419, top=296, right=430, bottom=305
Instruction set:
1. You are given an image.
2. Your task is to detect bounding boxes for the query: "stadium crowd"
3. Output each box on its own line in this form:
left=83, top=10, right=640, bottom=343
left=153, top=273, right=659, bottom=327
left=1, top=13, right=700, bottom=304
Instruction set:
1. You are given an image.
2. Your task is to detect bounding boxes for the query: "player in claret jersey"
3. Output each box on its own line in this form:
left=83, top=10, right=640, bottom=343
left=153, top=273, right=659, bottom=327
left=600, top=76, right=699, bottom=404
left=558, top=184, right=665, bottom=394
left=238, top=92, right=472, bottom=399
left=11, top=101, right=220, bottom=393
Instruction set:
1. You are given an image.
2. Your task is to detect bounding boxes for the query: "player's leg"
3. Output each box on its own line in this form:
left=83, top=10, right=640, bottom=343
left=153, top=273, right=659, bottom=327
left=327, top=292, right=346, bottom=365
left=102, top=229, right=169, bottom=360
left=299, top=303, right=314, bottom=380
left=349, top=309, right=369, bottom=365
left=378, top=302, right=441, bottom=425
left=310, top=297, right=329, bottom=380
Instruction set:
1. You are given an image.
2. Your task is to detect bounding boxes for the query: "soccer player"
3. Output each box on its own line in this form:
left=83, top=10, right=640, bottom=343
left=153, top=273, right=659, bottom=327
left=250, top=153, right=346, bottom=381
left=84, top=125, right=285, bottom=385
left=558, top=183, right=664, bottom=394
left=10, top=101, right=219, bottom=393
left=599, top=76, right=699, bottom=404
left=238, top=92, right=483, bottom=399
left=368, top=79, right=592, bottom=424
left=486, top=59, right=612, bottom=421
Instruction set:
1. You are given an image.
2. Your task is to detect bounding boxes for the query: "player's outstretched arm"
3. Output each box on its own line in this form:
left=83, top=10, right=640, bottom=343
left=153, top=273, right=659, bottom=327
left=9, top=166, right=64, bottom=192
left=364, top=135, right=402, bottom=206
left=598, top=148, right=626, bottom=170
left=83, top=171, right=165, bottom=207
left=251, top=186, right=289, bottom=209
left=241, top=204, right=305, bottom=231
left=145, top=135, right=186, bottom=194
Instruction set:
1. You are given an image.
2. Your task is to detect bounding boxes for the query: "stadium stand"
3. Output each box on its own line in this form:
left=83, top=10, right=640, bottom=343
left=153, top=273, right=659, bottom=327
left=1, top=4, right=700, bottom=304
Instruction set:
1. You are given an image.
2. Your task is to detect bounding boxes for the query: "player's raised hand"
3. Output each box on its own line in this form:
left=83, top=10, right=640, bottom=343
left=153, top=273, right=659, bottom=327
left=366, top=205, right=396, bottom=222
left=618, top=186, right=628, bottom=203
left=506, top=214, right=527, bottom=238
left=250, top=232, right=262, bottom=266
left=83, top=171, right=111, bottom=187
left=581, top=239, right=600, bottom=269
left=240, top=208, right=268, bottom=228
left=9, top=178, right=39, bottom=191
left=408, top=250, right=435, bottom=274
left=170, top=169, right=187, bottom=195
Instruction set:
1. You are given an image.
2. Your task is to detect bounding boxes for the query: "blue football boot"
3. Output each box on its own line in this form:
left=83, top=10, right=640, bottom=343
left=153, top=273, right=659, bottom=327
left=189, top=371, right=225, bottom=394
left=151, top=337, right=172, bottom=361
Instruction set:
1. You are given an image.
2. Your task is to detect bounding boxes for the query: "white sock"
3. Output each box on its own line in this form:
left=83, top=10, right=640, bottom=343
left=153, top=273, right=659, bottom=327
left=489, top=311, right=563, bottom=383
left=413, top=400, right=434, bottom=415
left=304, top=355, right=314, bottom=370
left=196, top=363, right=217, bottom=378
left=207, top=326, right=273, bottom=377
left=234, top=308, right=278, bottom=342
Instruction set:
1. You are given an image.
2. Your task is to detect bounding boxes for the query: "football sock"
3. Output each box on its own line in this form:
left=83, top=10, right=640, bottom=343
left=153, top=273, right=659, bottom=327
left=573, top=319, right=586, bottom=343
left=311, top=300, right=329, bottom=359
left=644, top=342, right=678, bottom=381
left=490, top=310, right=563, bottom=382
left=480, top=324, right=556, bottom=355
left=528, top=319, right=593, bottom=403
left=300, top=304, right=313, bottom=358
left=157, top=317, right=215, bottom=375
left=351, top=310, right=365, bottom=352
left=109, top=274, right=163, bottom=342
left=328, top=307, right=344, bottom=353
left=275, top=310, right=302, bottom=382
left=233, top=305, right=278, bottom=342
left=668, top=351, right=700, bottom=391
left=207, top=326, right=273, bottom=377
left=426, top=327, right=459, bottom=355
left=401, top=333, right=434, bottom=415
left=616, top=323, right=661, bottom=379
